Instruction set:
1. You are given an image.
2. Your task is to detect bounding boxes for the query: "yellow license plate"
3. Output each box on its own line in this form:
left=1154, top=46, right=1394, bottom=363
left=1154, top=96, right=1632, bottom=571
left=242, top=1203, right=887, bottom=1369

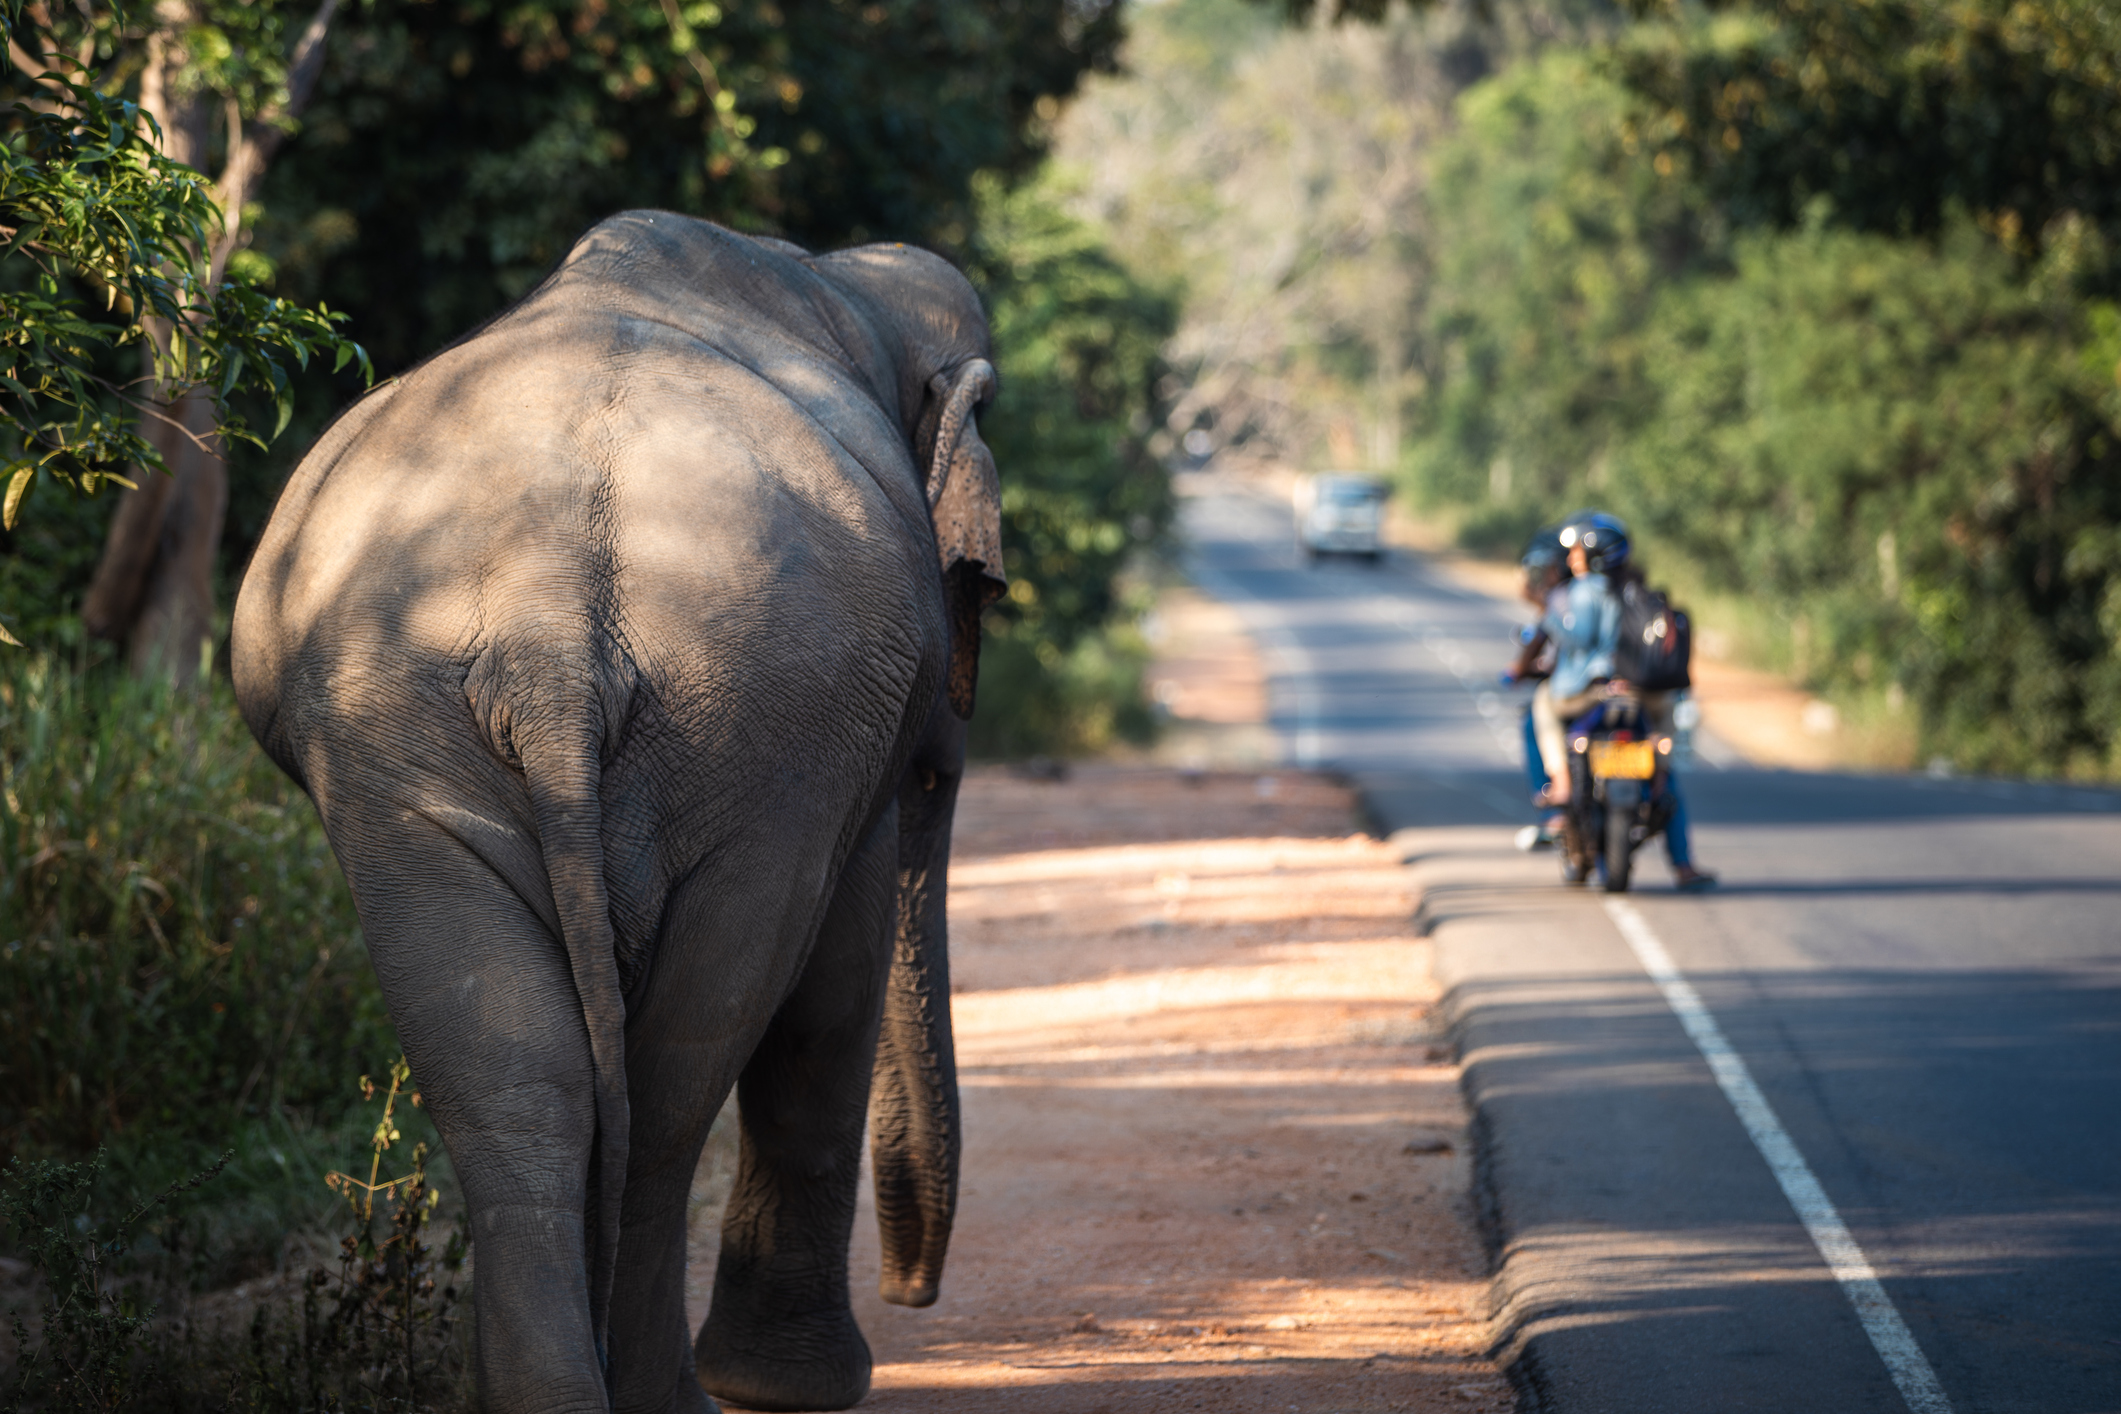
left=1589, top=739, right=1657, bottom=780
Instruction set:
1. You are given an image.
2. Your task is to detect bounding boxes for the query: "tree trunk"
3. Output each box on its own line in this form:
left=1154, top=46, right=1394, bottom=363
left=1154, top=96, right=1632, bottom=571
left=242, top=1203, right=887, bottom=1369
left=82, top=4, right=225, bottom=680
left=83, top=387, right=227, bottom=678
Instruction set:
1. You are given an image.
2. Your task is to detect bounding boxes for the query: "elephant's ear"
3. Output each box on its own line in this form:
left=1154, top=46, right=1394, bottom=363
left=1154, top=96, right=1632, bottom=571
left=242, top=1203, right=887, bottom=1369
left=926, top=359, right=1007, bottom=718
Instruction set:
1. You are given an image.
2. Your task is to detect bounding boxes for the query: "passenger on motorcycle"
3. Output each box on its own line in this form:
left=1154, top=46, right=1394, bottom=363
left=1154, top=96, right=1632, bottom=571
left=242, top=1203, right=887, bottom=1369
left=1503, top=527, right=1570, bottom=848
left=1532, top=512, right=1716, bottom=890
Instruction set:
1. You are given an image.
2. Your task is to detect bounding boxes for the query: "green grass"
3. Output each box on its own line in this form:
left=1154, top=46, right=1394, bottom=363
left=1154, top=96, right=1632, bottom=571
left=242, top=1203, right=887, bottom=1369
left=0, top=654, right=413, bottom=1285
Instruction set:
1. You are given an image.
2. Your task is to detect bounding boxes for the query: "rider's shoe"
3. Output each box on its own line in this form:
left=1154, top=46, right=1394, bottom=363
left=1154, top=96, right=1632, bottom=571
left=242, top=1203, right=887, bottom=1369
left=1674, top=865, right=1719, bottom=892
left=1514, top=814, right=1567, bottom=852
left=1557, top=820, right=1591, bottom=884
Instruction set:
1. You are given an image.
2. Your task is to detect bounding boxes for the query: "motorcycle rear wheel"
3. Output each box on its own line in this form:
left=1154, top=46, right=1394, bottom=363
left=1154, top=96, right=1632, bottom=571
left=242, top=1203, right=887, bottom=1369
left=1603, top=805, right=1633, bottom=892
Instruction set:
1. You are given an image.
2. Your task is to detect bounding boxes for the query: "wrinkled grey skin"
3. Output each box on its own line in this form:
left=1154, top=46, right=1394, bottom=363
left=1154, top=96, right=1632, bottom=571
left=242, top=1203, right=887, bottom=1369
left=231, top=212, right=1005, bottom=1414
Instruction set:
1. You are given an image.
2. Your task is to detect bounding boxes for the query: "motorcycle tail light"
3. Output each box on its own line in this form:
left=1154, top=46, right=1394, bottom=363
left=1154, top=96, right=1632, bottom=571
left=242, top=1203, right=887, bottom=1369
left=1657, top=738, right=1673, bottom=755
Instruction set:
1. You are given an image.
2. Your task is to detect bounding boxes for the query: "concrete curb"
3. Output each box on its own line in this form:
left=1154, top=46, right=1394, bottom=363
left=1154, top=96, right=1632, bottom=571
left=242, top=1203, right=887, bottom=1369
left=1377, top=819, right=1554, bottom=1413
left=1371, top=793, right=1937, bottom=1414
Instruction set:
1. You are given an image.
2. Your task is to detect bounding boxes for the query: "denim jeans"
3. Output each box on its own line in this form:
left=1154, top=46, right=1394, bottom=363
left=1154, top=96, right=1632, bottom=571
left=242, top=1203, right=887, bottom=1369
left=1521, top=704, right=1548, bottom=801
left=1663, top=768, right=1693, bottom=868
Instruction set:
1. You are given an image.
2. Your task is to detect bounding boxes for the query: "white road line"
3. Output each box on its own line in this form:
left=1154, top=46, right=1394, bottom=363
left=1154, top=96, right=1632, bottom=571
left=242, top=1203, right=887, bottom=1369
left=1603, top=898, right=1954, bottom=1414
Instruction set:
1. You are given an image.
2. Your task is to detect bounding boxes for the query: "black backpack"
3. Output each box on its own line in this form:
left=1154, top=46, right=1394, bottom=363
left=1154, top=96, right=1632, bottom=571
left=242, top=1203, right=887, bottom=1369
left=1613, top=579, right=1692, bottom=692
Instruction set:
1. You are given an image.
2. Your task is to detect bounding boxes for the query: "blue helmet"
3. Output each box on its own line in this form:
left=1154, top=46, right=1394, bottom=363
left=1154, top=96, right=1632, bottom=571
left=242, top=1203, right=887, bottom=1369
left=1559, top=512, right=1630, bottom=573
left=1520, top=525, right=1568, bottom=573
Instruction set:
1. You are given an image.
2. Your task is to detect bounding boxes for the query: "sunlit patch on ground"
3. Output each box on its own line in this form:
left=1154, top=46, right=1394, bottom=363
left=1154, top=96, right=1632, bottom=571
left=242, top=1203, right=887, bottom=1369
left=693, top=766, right=1513, bottom=1412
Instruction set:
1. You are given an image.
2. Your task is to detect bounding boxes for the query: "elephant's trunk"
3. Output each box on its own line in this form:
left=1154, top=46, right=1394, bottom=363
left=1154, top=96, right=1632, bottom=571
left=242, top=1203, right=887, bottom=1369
left=871, top=707, right=965, bottom=1307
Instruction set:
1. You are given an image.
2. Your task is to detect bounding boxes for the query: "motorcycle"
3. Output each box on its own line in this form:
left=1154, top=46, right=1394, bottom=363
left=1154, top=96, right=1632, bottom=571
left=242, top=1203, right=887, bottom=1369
left=1560, top=688, right=1677, bottom=892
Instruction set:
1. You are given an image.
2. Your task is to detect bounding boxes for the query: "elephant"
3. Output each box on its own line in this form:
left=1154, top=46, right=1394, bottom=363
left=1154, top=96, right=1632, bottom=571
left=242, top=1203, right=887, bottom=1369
left=230, top=211, right=1005, bottom=1414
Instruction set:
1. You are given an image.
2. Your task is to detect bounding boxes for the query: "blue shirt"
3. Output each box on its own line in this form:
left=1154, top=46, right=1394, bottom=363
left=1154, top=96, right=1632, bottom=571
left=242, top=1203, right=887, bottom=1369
left=1543, top=572, right=1620, bottom=697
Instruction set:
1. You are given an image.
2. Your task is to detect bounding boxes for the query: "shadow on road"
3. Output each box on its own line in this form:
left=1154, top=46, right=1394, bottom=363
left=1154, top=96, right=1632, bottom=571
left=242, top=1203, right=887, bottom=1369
left=1450, top=963, right=2121, bottom=1414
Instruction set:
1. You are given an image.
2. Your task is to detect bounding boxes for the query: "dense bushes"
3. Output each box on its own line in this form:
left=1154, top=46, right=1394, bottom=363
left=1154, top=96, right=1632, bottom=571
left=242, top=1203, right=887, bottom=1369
left=0, top=656, right=406, bottom=1275
left=966, top=171, right=1176, bottom=757
left=3, top=1080, right=470, bottom=1411
left=1619, top=222, right=2121, bottom=774
left=1401, top=31, right=2121, bottom=777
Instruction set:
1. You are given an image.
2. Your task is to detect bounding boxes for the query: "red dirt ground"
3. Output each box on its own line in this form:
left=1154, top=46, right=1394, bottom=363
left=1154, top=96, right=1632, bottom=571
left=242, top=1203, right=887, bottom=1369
left=692, top=766, right=1510, bottom=1413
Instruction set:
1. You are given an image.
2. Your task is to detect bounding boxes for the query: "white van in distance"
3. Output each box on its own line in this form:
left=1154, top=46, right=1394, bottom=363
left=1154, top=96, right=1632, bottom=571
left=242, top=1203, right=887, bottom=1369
left=1294, top=473, right=1389, bottom=564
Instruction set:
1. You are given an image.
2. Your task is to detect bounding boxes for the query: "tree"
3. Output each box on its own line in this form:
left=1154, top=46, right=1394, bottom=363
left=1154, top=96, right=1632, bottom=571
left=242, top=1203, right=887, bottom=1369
left=969, top=169, right=1174, bottom=648
left=1055, top=0, right=1548, bottom=472
left=1402, top=48, right=1704, bottom=546
left=115, top=0, right=1124, bottom=659
left=249, top=0, right=1124, bottom=377
left=1619, top=219, right=2121, bottom=773
left=77, top=0, right=358, bottom=677
left=761, top=0, right=1124, bottom=249
left=1612, top=0, right=2121, bottom=265
left=19, top=0, right=1126, bottom=668
left=960, top=167, right=1176, bottom=756
left=1393, top=33, right=2121, bottom=774
left=0, top=0, right=363, bottom=654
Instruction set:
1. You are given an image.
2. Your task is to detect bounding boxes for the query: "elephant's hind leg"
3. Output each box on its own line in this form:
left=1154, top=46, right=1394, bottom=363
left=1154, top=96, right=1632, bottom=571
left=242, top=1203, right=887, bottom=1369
left=693, top=804, right=900, bottom=1413
left=324, top=805, right=606, bottom=1414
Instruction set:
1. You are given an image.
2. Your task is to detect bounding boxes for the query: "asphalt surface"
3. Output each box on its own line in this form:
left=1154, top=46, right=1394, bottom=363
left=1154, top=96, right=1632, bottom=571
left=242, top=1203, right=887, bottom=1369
left=1181, top=473, right=2121, bottom=1414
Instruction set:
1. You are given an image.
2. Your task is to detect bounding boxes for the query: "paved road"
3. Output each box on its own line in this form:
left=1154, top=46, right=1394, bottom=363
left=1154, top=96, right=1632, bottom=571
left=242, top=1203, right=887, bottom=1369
left=1181, top=475, right=2121, bottom=1414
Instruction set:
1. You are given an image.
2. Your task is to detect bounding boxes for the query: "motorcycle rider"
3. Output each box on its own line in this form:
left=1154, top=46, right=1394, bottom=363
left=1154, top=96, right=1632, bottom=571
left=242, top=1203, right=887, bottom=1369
left=1533, top=512, right=1716, bottom=890
left=1503, top=526, right=1570, bottom=849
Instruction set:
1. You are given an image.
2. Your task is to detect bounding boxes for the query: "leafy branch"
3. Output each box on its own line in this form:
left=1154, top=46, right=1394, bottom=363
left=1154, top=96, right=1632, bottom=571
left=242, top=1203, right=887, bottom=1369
left=0, top=0, right=367, bottom=538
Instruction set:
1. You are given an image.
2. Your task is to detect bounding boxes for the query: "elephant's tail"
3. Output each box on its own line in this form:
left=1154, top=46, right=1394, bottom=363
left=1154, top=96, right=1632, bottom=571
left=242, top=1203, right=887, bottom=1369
left=518, top=711, right=629, bottom=1366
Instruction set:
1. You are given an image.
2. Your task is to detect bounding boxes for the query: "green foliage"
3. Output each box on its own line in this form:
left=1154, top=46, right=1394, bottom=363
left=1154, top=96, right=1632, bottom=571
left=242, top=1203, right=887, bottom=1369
left=964, top=170, right=1174, bottom=756
left=2, top=1081, right=471, bottom=1413
left=1614, top=0, right=2121, bottom=265
left=0, top=1, right=368, bottom=537
left=1408, top=50, right=1702, bottom=527
left=212, top=0, right=1129, bottom=637
left=1, top=1149, right=228, bottom=1411
left=1399, top=32, right=2121, bottom=775
left=760, top=0, right=1124, bottom=248
left=0, top=655, right=402, bottom=1255
left=249, top=0, right=787, bottom=369
left=1620, top=220, right=2121, bottom=774
left=972, top=620, right=1156, bottom=759
left=970, top=171, right=1176, bottom=649
left=1106, top=0, right=2121, bottom=774
left=252, top=0, right=1122, bottom=375
left=0, top=480, right=111, bottom=649
left=1053, top=0, right=1610, bottom=475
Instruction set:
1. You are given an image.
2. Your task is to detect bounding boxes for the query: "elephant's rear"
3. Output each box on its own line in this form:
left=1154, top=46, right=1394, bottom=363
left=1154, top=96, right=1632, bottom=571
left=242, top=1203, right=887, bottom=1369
left=231, top=213, right=992, bottom=1414
left=235, top=295, right=945, bottom=980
